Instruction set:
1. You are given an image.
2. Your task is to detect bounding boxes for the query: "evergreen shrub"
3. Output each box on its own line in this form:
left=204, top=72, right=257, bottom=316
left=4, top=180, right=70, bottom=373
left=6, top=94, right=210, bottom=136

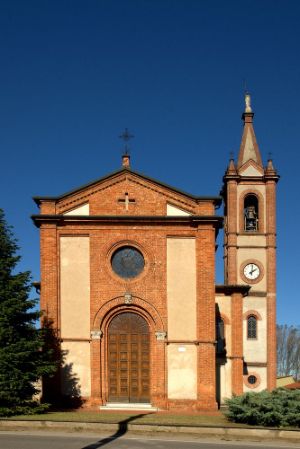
left=0, top=209, right=58, bottom=417
left=225, top=388, right=300, bottom=427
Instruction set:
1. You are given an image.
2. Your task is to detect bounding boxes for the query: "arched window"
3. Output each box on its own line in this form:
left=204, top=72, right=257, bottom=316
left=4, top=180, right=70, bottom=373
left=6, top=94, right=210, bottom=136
left=247, top=315, right=257, bottom=339
left=216, top=317, right=225, bottom=354
left=244, top=195, right=258, bottom=231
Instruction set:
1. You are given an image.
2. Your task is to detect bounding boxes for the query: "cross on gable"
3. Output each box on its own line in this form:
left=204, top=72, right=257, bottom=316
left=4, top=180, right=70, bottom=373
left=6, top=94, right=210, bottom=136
left=119, top=128, right=134, bottom=155
left=118, top=192, right=136, bottom=211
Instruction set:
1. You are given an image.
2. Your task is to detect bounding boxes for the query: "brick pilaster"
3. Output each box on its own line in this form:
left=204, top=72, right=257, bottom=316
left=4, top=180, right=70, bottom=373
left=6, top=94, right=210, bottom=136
left=196, top=226, right=217, bottom=409
left=231, top=292, right=243, bottom=395
left=90, top=339, right=102, bottom=404
left=40, top=224, right=59, bottom=328
left=226, top=180, right=238, bottom=284
left=266, top=180, right=277, bottom=390
left=40, top=223, right=60, bottom=399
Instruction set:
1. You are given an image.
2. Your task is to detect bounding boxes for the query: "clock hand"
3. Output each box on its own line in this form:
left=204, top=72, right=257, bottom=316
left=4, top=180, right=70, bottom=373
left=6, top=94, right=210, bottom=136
left=249, top=264, right=258, bottom=275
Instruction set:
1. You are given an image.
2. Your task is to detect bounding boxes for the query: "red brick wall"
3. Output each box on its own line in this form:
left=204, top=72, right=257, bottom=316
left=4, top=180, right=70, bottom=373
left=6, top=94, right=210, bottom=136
left=226, top=180, right=237, bottom=284
left=38, top=174, right=219, bottom=411
left=231, top=292, right=244, bottom=396
left=196, top=226, right=218, bottom=410
left=266, top=180, right=277, bottom=390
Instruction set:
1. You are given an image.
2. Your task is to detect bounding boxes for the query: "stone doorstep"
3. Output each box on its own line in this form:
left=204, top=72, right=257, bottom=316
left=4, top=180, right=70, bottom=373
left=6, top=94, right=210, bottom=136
left=99, top=403, right=158, bottom=411
left=0, top=420, right=299, bottom=442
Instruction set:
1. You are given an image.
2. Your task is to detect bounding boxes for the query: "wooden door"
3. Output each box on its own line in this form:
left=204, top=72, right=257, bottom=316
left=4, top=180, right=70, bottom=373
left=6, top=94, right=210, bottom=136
left=108, top=313, right=150, bottom=403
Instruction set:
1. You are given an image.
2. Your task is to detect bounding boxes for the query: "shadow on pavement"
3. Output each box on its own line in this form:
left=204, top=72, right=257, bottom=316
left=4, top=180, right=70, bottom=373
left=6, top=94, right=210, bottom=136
left=80, top=413, right=150, bottom=448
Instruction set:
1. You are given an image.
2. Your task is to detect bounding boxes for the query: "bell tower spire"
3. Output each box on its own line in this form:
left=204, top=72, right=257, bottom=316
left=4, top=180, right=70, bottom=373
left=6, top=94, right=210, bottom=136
left=237, top=93, right=263, bottom=170
left=222, top=96, right=279, bottom=395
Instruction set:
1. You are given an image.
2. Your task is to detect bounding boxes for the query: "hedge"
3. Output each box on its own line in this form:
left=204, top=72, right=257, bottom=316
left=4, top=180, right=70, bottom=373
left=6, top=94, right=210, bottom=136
left=225, top=388, right=300, bottom=427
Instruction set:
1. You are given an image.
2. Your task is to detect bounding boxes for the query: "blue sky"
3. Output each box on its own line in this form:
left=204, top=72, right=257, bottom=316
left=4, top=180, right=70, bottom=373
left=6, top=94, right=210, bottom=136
left=0, top=0, right=299, bottom=325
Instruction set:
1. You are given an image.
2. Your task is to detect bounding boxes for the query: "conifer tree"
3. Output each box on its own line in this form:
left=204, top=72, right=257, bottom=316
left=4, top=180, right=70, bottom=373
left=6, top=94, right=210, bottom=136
left=0, top=209, right=56, bottom=416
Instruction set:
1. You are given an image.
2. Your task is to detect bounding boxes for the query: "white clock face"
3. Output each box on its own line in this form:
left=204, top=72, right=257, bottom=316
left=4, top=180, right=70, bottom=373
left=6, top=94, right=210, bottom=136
left=243, top=263, right=260, bottom=280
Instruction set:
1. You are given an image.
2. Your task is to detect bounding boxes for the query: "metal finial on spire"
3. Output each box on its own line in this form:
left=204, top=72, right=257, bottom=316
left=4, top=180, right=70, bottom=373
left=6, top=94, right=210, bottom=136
left=119, top=128, right=134, bottom=154
left=245, top=92, right=252, bottom=113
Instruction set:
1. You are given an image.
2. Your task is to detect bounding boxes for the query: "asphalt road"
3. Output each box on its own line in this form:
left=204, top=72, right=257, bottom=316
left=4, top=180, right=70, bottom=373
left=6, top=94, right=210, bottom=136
left=0, top=431, right=299, bottom=449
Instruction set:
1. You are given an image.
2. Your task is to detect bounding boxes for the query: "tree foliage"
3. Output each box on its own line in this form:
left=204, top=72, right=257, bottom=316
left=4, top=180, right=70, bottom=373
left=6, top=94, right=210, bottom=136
left=0, top=209, right=57, bottom=416
left=277, top=324, right=300, bottom=380
left=225, top=389, right=300, bottom=428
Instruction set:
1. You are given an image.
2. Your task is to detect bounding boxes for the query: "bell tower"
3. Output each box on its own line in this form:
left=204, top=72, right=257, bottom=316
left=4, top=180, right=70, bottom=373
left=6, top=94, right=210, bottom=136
left=222, top=94, right=279, bottom=391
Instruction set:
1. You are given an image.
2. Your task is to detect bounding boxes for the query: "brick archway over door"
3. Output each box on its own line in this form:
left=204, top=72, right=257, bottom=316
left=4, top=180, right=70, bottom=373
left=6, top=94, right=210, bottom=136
left=108, top=312, right=150, bottom=403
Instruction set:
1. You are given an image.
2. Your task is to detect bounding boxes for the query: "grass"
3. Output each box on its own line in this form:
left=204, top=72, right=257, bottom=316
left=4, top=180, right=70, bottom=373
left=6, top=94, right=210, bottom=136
left=3, top=410, right=247, bottom=427
left=3, top=410, right=300, bottom=430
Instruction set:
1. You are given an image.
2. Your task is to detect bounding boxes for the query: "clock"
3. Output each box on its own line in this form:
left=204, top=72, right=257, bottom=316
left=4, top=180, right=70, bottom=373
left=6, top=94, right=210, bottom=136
left=243, top=263, right=260, bottom=280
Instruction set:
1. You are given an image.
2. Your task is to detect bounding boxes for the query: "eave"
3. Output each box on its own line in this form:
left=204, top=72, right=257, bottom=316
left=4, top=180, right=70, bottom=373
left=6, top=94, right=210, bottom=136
left=223, top=173, right=280, bottom=184
left=31, top=214, right=223, bottom=229
left=215, top=284, right=250, bottom=296
left=32, top=167, right=222, bottom=207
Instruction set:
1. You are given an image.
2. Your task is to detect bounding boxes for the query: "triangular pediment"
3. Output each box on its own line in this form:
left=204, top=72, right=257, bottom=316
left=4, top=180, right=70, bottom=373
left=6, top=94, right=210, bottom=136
left=33, top=168, right=220, bottom=216
left=238, top=159, right=264, bottom=177
left=57, top=169, right=198, bottom=215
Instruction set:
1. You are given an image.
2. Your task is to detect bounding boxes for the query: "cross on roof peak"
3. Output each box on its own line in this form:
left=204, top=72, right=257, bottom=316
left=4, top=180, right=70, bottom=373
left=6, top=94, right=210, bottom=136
left=119, top=128, right=134, bottom=168
left=119, top=128, right=134, bottom=155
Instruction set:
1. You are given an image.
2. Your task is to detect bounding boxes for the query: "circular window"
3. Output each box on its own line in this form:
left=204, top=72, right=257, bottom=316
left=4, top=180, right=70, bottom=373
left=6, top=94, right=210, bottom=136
left=248, top=375, right=257, bottom=385
left=111, top=246, right=145, bottom=279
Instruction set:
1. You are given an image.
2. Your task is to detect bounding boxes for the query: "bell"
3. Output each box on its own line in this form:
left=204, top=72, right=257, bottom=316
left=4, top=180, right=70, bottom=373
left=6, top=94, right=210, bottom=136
left=245, top=206, right=257, bottom=231
left=246, top=206, right=256, bottom=219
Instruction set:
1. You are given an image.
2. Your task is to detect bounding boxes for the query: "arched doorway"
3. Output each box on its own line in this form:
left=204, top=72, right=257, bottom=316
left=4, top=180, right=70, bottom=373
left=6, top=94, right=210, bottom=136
left=108, top=312, right=150, bottom=403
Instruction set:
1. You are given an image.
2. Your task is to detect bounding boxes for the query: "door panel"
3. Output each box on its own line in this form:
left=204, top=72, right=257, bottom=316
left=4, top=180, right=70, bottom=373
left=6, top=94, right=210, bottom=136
left=108, top=313, right=150, bottom=403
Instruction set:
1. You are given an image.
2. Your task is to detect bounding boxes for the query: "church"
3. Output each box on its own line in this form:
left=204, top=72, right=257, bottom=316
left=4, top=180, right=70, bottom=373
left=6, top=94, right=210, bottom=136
left=32, top=95, right=279, bottom=411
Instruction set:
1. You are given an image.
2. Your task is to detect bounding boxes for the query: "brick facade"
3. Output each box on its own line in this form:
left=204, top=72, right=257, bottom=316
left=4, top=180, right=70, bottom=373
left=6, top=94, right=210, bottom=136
left=32, top=97, right=279, bottom=410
